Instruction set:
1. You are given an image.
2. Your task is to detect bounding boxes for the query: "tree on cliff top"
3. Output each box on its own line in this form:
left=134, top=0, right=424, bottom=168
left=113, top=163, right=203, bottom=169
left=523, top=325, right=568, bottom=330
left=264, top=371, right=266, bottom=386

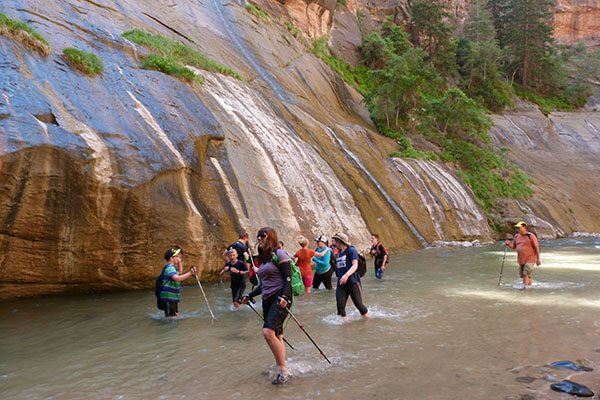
left=410, top=0, right=457, bottom=76
left=500, top=0, right=559, bottom=93
left=459, top=0, right=513, bottom=111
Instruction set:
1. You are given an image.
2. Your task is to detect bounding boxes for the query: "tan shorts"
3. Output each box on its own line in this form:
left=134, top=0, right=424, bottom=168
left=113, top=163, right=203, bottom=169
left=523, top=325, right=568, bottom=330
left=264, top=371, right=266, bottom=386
left=519, top=263, right=534, bottom=278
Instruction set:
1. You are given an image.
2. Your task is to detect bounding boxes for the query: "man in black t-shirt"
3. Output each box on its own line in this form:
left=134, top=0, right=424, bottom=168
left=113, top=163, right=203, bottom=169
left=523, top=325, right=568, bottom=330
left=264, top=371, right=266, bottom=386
left=227, top=232, right=258, bottom=286
left=369, top=233, right=388, bottom=279
left=220, top=249, right=249, bottom=309
left=228, top=232, right=250, bottom=261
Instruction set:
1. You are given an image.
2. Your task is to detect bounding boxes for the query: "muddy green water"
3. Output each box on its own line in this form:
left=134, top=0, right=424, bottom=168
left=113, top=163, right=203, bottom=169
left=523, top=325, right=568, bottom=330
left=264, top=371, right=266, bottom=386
left=2, top=238, right=600, bottom=399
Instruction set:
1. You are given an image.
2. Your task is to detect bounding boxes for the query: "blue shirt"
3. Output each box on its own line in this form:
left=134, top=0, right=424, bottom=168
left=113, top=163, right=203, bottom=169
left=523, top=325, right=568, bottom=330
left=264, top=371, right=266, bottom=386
left=336, top=246, right=360, bottom=285
left=313, top=246, right=331, bottom=274
left=160, top=263, right=181, bottom=302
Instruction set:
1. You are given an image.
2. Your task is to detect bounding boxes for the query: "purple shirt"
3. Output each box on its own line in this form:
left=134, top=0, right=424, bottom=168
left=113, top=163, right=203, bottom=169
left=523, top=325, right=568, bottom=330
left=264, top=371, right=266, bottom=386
left=258, top=249, right=290, bottom=299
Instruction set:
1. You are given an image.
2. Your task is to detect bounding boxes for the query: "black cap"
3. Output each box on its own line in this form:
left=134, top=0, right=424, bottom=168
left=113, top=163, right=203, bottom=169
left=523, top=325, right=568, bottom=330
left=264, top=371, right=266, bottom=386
left=164, top=247, right=182, bottom=261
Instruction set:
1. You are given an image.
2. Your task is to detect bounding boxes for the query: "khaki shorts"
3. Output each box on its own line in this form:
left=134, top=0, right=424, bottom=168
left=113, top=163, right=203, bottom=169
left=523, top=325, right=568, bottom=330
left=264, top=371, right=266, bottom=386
left=519, top=263, right=534, bottom=278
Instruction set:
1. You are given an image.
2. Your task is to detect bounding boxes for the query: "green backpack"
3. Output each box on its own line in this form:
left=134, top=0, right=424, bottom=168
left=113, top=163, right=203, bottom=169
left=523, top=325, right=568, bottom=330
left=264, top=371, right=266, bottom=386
left=272, top=252, right=304, bottom=296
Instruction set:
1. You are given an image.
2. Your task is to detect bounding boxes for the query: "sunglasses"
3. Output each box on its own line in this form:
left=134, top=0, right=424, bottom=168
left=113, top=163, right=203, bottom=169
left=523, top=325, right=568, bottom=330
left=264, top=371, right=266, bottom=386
left=256, top=233, right=266, bottom=239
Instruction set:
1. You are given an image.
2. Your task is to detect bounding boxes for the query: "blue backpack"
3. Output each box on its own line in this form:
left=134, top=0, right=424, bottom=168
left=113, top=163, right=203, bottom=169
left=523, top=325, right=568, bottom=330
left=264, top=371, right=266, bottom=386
left=155, top=265, right=169, bottom=310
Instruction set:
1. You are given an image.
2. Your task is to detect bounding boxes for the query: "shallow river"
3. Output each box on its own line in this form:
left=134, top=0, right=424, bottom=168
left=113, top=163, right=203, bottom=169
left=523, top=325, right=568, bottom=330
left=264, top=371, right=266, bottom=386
left=2, top=238, right=600, bottom=399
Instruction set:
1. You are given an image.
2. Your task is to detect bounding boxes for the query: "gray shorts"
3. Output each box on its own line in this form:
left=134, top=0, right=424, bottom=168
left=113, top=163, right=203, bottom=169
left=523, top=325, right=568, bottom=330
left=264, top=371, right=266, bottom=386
left=519, top=263, right=534, bottom=278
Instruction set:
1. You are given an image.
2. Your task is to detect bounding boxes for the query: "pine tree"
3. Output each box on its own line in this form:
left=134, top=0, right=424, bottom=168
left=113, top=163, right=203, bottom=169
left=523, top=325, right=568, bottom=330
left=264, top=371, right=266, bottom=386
left=410, top=0, right=457, bottom=75
left=460, top=0, right=513, bottom=111
left=488, top=0, right=511, bottom=47
left=463, top=0, right=497, bottom=43
left=501, top=0, right=559, bottom=93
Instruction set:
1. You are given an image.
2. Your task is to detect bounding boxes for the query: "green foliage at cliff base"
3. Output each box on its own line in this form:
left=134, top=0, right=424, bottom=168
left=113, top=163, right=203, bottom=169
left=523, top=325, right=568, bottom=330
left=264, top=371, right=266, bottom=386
left=514, top=86, right=588, bottom=115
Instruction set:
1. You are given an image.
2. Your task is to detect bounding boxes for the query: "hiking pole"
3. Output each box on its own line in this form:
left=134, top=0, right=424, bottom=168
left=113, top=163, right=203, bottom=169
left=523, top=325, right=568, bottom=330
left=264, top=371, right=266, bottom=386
left=193, top=269, right=216, bottom=320
left=282, top=299, right=332, bottom=364
left=246, top=300, right=295, bottom=350
left=497, top=245, right=508, bottom=287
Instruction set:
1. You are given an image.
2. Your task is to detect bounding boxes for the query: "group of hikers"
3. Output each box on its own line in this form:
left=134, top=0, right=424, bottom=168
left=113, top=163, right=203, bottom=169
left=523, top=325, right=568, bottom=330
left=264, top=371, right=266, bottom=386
left=156, top=220, right=541, bottom=385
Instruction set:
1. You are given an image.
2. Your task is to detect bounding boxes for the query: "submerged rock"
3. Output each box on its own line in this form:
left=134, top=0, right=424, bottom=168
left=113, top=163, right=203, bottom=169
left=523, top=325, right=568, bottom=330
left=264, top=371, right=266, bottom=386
left=548, top=361, right=593, bottom=372
left=550, top=380, right=594, bottom=397
left=515, top=376, right=536, bottom=383
left=543, top=374, right=558, bottom=382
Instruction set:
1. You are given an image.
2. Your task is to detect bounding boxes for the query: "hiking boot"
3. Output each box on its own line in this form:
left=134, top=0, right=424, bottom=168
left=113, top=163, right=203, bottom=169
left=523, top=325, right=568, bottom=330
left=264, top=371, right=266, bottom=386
left=271, top=373, right=289, bottom=385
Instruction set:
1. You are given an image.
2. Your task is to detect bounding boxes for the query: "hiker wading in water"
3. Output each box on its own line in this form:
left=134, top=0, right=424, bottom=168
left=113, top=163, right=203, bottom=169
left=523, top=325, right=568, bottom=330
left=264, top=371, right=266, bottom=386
left=240, top=227, right=292, bottom=385
left=159, top=247, right=197, bottom=317
left=369, top=233, right=388, bottom=279
left=505, top=221, right=541, bottom=289
left=332, top=232, right=368, bottom=319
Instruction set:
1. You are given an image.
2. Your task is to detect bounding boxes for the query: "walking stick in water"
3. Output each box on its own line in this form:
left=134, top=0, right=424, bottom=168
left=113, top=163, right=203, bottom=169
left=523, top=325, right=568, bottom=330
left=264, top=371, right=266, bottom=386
left=497, top=245, right=508, bottom=287
left=282, top=299, right=332, bottom=364
left=193, top=268, right=215, bottom=320
left=246, top=301, right=295, bottom=350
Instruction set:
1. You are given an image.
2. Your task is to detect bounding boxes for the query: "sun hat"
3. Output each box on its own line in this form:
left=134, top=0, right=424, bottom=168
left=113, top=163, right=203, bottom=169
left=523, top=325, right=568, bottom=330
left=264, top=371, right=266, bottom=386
left=514, top=221, right=527, bottom=228
left=164, top=247, right=182, bottom=260
left=332, top=232, right=350, bottom=246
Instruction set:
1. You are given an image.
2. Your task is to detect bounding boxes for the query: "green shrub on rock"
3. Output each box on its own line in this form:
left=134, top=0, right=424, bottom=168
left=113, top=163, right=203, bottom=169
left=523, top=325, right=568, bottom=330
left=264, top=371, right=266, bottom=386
left=62, top=47, right=104, bottom=76
left=0, top=12, right=50, bottom=56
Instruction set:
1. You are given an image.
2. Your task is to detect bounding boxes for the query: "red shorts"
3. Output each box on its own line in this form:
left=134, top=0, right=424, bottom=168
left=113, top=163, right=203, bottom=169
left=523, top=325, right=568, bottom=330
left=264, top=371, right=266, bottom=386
left=302, top=274, right=313, bottom=288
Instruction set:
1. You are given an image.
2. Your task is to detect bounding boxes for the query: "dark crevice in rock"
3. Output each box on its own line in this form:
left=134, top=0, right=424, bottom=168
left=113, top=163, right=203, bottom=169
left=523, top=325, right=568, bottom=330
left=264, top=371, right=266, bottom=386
left=16, top=8, right=74, bottom=33
left=79, top=0, right=119, bottom=13
left=142, top=12, right=196, bottom=44
left=33, top=112, right=59, bottom=126
left=0, top=113, right=9, bottom=120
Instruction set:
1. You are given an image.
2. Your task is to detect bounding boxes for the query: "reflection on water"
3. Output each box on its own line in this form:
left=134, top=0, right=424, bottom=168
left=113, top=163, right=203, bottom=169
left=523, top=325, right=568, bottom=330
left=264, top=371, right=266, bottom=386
left=1, top=238, right=600, bottom=399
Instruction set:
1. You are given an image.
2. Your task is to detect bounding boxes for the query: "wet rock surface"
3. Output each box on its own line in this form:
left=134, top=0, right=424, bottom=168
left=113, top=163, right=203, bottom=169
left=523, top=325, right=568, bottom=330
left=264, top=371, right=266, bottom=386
left=550, top=380, right=594, bottom=397
left=549, top=361, right=594, bottom=372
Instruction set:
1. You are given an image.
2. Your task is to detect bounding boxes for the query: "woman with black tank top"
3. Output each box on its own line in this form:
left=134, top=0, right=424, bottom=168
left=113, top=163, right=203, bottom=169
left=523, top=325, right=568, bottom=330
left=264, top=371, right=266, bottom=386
left=240, top=227, right=292, bottom=385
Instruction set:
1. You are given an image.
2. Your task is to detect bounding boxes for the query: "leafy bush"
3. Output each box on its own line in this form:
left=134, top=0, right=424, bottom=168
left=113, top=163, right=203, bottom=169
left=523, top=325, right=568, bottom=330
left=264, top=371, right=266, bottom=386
left=0, top=12, right=49, bottom=56
left=444, top=139, right=533, bottom=211
left=312, top=37, right=372, bottom=95
left=515, top=86, right=578, bottom=114
left=62, top=48, right=104, bottom=76
left=141, top=54, right=202, bottom=83
left=390, top=135, right=438, bottom=159
left=122, top=29, right=241, bottom=80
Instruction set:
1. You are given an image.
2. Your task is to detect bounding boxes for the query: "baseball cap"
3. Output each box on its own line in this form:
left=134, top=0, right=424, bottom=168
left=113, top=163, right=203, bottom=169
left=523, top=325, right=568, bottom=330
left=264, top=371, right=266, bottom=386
left=514, top=221, right=527, bottom=228
left=164, top=247, right=182, bottom=260
left=315, top=235, right=328, bottom=243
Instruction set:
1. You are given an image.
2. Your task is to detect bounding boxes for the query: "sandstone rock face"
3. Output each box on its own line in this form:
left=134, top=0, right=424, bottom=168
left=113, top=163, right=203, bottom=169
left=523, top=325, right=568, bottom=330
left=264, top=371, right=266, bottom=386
left=0, top=0, right=597, bottom=299
left=490, top=100, right=600, bottom=238
left=554, top=0, right=600, bottom=47
left=254, top=0, right=336, bottom=38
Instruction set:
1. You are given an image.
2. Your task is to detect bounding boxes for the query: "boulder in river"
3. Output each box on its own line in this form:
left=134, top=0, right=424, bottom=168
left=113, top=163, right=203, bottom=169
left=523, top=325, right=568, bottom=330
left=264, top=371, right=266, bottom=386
left=550, top=380, right=594, bottom=397
left=548, top=361, right=593, bottom=372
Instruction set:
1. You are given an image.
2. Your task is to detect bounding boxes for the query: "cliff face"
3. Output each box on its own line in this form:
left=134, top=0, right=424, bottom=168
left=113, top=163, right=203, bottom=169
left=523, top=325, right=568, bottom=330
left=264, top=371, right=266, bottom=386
left=490, top=100, right=600, bottom=238
left=288, top=0, right=600, bottom=67
left=0, top=0, right=598, bottom=299
left=554, top=0, right=600, bottom=47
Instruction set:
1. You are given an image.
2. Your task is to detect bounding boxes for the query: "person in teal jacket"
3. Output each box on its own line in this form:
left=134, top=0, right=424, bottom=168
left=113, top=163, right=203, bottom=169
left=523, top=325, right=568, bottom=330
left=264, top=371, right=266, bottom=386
left=312, top=235, right=334, bottom=290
